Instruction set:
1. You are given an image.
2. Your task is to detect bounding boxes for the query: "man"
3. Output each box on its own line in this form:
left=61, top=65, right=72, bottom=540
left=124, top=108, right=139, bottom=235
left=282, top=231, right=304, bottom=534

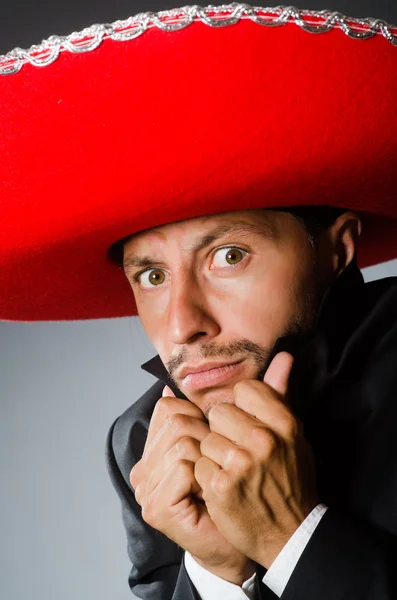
left=105, top=207, right=397, bottom=599
left=1, top=3, right=396, bottom=600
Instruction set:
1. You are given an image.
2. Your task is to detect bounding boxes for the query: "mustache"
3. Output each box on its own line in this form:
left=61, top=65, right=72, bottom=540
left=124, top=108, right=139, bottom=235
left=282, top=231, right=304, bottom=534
left=164, top=311, right=316, bottom=399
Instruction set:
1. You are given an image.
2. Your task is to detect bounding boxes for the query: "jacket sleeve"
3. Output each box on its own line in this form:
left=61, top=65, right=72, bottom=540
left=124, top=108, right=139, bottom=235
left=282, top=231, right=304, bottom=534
left=104, top=383, right=200, bottom=600
left=280, top=506, right=397, bottom=600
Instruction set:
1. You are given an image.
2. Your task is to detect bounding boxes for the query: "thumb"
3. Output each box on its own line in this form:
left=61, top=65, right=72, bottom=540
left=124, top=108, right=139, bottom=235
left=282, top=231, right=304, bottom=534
left=162, top=385, right=175, bottom=398
left=263, top=351, right=294, bottom=398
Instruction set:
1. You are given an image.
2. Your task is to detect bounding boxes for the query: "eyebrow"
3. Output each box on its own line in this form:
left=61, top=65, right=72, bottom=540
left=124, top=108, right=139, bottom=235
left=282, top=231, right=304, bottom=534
left=122, top=220, right=272, bottom=271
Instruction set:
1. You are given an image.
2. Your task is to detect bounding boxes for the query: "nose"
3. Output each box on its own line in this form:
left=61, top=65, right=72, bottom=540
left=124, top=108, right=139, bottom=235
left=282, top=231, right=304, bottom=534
left=167, top=273, right=219, bottom=346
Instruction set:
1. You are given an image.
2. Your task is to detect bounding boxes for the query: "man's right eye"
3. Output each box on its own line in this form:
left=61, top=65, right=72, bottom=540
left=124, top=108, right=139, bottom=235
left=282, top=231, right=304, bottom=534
left=134, top=268, right=168, bottom=288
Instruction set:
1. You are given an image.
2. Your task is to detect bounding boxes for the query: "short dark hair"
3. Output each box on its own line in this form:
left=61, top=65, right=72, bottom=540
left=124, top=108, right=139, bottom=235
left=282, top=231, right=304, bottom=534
left=108, top=232, right=134, bottom=271
left=272, top=205, right=350, bottom=249
left=107, top=205, right=352, bottom=270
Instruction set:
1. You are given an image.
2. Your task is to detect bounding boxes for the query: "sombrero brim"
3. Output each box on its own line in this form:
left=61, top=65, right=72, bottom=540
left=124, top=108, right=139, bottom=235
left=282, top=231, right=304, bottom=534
left=1, top=4, right=397, bottom=321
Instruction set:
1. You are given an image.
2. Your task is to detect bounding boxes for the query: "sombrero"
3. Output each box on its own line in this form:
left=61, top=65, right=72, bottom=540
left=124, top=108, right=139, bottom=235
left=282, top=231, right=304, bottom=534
left=1, top=3, right=396, bottom=322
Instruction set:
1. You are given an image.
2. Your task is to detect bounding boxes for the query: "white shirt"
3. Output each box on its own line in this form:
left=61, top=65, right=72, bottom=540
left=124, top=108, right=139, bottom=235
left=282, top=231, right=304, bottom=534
left=184, top=503, right=328, bottom=599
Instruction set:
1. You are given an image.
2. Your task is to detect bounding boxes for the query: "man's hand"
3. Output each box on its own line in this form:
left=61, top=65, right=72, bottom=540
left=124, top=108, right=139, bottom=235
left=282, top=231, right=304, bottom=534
left=129, top=386, right=255, bottom=585
left=195, top=351, right=319, bottom=569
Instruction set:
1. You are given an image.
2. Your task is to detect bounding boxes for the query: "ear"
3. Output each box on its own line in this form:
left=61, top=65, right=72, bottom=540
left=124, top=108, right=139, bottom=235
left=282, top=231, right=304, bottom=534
left=328, top=211, right=362, bottom=277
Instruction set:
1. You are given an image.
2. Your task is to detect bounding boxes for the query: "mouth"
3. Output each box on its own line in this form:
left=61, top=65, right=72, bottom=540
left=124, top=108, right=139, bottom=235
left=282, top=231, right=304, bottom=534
left=181, top=360, right=245, bottom=392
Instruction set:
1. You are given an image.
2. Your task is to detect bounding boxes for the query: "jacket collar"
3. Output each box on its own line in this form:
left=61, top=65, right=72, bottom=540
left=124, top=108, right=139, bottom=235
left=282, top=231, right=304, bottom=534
left=141, top=261, right=366, bottom=416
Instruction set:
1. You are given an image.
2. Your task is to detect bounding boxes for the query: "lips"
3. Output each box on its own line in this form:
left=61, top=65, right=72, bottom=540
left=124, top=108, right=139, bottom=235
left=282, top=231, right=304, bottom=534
left=178, top=360, right=243, bottom=380
left=181, top=360, right=245, bottom=392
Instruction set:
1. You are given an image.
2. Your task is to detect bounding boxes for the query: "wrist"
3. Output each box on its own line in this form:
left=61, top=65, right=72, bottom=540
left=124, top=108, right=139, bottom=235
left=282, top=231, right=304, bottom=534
left=191, top=555, right=256, bottom=586
left=258, top=543, right=286, bottom=570
left=258, top=501, right=321, bottom=569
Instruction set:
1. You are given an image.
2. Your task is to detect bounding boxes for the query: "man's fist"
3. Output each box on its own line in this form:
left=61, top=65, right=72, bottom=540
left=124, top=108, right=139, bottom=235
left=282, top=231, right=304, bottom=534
left=194, top=352, right=319, bottom=569
left=129, top=385, right=255, bottom=585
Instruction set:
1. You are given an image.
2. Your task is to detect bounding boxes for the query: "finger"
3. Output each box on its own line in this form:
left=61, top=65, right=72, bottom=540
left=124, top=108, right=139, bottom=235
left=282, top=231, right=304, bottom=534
left=231, top=380, right=296, bottom=442
left=132, top=403, right=207, bottom=486
left=134, top=481, right=144, bottom=505
left=263, top=352, right=294, bottom=398
left=200, top=431, right=239, bottom=471
left=162, top=385, right=175, bottom=397
left=145, top=437, right=202, bottom=498
left=132, top=415, right=210, bottom=487
left=144, top=395, right=205, bottom=453
left=208, top=401, right=274, bottom=448
left=195, top=456, right=223, bottom=498
left=145, top=460, right=202, bottom=511
left=145, top=414, right=210, bottom=465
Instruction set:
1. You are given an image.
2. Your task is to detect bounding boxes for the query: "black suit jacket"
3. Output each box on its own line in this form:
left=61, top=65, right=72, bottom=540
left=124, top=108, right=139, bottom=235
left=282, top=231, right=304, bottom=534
left=105, top=264, right=397, bottom=599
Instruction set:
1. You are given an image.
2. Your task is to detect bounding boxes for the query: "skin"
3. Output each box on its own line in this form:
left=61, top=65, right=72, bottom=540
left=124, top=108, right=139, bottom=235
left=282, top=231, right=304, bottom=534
left=126, top=208, right=361, bottom=585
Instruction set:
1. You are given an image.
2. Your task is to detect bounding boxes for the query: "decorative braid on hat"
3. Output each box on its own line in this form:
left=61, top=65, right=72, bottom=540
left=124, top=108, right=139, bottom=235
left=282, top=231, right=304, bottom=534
left=1, top=3, right=397, bottom=75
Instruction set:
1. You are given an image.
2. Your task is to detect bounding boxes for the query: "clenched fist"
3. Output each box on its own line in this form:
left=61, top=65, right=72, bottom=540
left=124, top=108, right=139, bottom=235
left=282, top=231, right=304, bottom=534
left=129, top=385, right=255, bottom=585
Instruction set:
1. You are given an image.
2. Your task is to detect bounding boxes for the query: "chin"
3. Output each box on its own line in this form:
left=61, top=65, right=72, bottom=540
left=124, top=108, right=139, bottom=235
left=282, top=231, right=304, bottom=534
left=191, top=387, right=237, bottom=420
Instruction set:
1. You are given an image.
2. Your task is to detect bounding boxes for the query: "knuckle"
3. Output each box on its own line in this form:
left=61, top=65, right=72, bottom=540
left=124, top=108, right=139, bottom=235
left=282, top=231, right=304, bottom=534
left=283, top=416, right=300, bottom=441
left=174, top=458, right=195, bottom=485
left=129, top=463, right=140, bottom=488
left=226, top=447, right=251, bottom=472
left=141, top=501, right=157, bottom=526
left=175, top=458, right=193, bottom=475
left=152, top=397, right=182, bottom=425
left=250, top=425, right=268, bottom=445
left=169, top=413, right=190, bottom=433
left=153, top=396, right=172, bottom=418
left=176, top=436, right=197, bottom=456
left=264, top=434, right=278, bottom=457
left=213, top=471, right=233, bottom=496
left=251, top=426, right=277, bottom=455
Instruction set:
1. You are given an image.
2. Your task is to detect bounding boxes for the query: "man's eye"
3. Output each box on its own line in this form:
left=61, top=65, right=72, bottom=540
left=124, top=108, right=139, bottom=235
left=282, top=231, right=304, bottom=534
left=211, top=247, right=248, bottom=268
left=135, top=269, right=167, bottom=287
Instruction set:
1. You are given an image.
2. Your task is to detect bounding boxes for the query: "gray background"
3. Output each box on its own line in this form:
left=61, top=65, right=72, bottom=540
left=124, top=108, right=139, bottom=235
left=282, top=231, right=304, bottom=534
left=2, top=0, right=397, bottom=599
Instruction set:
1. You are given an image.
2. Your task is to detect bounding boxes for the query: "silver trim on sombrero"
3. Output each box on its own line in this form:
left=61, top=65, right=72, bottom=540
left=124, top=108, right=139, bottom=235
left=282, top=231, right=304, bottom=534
left=1, top=3, right=396, bottom=75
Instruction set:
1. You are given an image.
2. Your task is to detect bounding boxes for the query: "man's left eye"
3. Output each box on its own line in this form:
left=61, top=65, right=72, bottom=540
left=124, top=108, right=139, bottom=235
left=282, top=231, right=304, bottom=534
left=212, top=247, right=248, bottom=268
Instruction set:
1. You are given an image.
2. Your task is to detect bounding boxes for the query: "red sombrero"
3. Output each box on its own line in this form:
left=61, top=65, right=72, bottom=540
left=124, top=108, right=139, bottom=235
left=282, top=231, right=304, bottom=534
left=1, top=3, right=396, bottom=322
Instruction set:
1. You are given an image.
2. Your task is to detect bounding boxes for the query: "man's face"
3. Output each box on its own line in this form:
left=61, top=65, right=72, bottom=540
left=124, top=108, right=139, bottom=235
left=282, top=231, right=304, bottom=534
left=123, top=209, right=322, bottom=417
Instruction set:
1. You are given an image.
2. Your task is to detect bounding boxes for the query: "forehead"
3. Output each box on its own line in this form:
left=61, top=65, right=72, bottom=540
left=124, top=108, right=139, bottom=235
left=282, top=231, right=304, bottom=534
left=123, top=209, right=279, bottom=251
